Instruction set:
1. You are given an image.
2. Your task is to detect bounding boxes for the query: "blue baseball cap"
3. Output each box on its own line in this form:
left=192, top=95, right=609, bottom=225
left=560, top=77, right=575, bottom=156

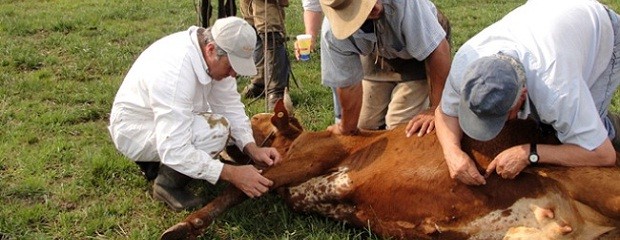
left=458, top=54, right=524, bottom=141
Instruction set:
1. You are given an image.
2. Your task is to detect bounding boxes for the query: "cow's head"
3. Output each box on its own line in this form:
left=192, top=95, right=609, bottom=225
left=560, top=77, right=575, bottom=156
left=250, top=99, right=304, bottom=156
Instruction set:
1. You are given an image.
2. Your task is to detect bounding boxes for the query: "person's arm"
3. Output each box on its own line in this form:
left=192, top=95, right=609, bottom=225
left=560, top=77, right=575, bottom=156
left=304, top=10, right=323, bottom=49
left=435, top=106, right=487, bottom=185
left=487, top=139, right=616, bottom=179
left=296, top=0, right=323, bottom=60
left=295, top=10, right=323, bottom=60
left=539, top=141, right=616, bottom=166
left=487, top=139, right=616, bottom=180
left=405, top=38, right=452, bottom=137
left=327, top=82, right=362, bottom=135
left=424, top=38, right=451, bottom=108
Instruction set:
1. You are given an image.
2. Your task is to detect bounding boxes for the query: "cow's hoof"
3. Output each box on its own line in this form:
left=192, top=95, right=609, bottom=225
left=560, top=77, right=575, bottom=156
left=160, top=222, right=193, bottom=240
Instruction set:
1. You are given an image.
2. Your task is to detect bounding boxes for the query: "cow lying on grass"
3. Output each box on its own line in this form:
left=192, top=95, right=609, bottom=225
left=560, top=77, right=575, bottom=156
left=161, top=99, right=620, bottom=239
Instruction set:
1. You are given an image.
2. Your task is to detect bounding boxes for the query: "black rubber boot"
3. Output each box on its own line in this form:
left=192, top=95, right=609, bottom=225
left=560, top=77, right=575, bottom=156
left=136, top=162, right=160, bottom=181
left=153, top=165, right=205, bottom=211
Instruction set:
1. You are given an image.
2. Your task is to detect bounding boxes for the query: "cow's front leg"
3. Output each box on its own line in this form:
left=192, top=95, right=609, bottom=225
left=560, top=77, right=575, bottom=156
left=160, top=185, right=246, bottom=240
left=265, top=133, right=350, bottom=188
left=161, top=133, right=348, bottom=239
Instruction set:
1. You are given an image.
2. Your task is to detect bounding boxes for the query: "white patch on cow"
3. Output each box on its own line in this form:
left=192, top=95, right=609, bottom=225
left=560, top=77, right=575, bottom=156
left=438, top=191, right=615, bottom=239
left=287, top=167, right=355, bottom=220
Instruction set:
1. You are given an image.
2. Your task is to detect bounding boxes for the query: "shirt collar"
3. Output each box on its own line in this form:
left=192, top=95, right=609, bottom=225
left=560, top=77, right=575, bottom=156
left=188, top=26, right=211, bottom=85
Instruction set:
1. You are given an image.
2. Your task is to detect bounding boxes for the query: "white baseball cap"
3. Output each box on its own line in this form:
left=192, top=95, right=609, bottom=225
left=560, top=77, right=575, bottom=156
left=212, top=17, right=257, bottom=76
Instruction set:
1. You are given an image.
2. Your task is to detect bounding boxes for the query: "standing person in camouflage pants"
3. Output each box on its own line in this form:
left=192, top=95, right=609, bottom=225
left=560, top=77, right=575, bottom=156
left=239, top=0, right=291, bottom=110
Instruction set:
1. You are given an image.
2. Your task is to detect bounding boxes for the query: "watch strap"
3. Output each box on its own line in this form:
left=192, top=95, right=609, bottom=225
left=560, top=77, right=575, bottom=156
left=529, top=143, right=539, bottom=165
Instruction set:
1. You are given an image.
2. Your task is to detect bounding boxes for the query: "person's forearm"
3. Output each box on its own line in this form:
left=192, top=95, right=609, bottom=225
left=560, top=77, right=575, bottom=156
left=304, top=10, right=323, bottom=42
left=336, top=82, right=363, bottom=134
left=424, top=39, right=451, bottom=108
left=434, top=106, right=463, bottom=155
left=534, top=141, right=616, bottom=167
left=243, top=142, right=259, bottom=158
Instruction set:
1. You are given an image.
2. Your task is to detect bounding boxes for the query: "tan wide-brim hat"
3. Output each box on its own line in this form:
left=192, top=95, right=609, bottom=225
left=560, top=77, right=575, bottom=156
left=320, top=0, right=377, bottom=40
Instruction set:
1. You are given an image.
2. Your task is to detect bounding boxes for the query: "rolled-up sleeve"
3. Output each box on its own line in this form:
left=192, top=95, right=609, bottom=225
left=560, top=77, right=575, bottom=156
left=302, top=0, right=321, bottom=12
left=320, top=20, right=366, bottom=88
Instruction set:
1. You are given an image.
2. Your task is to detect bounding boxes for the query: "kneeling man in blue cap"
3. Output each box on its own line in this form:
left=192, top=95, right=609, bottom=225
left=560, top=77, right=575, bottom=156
left=435, top=0, right=620, bottom=186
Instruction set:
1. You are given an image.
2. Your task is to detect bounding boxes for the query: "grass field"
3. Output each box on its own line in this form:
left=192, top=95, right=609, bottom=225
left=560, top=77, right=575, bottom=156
left=1, top=0, right=619, bottom=239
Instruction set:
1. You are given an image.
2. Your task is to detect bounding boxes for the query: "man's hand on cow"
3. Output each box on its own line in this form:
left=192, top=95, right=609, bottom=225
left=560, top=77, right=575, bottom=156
left=252, top=147, right=282, bottom=168
left=445, top=150, right=487, bottom=185
left=485, top=144, right=529, bottom=180
left=244, top=143, right=282, bottom=168
left=405, top=108, right=436, bottom=137
left=327, top=123, right=360, bottom=136
left=221, top=164, right=274, bottom=198
left=293, top=40, right=302, bottom=61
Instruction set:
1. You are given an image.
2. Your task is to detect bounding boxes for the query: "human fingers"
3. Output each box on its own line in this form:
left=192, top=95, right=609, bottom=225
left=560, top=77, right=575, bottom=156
left=245, top=173, right=271, bottom=197
left=500, top=170, right=517, bottom=179
left=243, top=187, right=259, bottom=198
left=405, top=119, right=416, bottom=137
left=426, top=121, right=435, bottom=134
left=261, top=153, right=274, bottom=166
left=471, top=173, right=486, bottom=185
left=258, top=174, right=274, bottom=187
left=467, top=168, right=486, bottom=185
left=270, top=148, right=282, bottom=165
left=254, top=183, right=270, bottom=195
left=485, top=161, right=497, bottom=178
left=417, top=121, right=430, bottom=137
left=326, top=124, right=343, bottom=135
left=250, top=176, right=273, bottom=197
left=456, top=172, right=479, bottom=185
left=406, top=119, right=421, bottom=138
left=294, top=41, right=301, bottom=60
left=452, top=167, right=480, bottom=185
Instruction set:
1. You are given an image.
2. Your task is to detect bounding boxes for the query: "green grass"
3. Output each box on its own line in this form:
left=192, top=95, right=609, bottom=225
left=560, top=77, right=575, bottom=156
left=1, top=0, right=619, bottom=239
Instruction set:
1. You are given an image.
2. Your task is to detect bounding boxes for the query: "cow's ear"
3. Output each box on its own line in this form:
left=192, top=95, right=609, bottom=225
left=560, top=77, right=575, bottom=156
left=271, top=99, right=290, bottom=130
left=283, top=88, right=295, bottom=117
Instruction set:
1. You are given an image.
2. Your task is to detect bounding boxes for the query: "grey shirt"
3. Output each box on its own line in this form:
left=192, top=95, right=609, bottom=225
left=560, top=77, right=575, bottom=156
left=320, top=0, right=446, bottom=88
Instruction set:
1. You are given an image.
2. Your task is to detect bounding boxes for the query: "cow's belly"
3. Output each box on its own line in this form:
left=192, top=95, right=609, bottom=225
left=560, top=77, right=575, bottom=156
left=282, top=168, right=617, bottom=239
left=458, top=191, right=615, bottom=239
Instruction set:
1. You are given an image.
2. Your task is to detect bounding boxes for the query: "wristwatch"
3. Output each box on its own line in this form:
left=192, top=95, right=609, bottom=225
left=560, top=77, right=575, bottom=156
left=529, top=143, right=539, bottom=165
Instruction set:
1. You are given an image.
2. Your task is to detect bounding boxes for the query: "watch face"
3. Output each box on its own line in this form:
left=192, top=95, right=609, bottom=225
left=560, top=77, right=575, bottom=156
left=529, top=154, right=539, bottom=163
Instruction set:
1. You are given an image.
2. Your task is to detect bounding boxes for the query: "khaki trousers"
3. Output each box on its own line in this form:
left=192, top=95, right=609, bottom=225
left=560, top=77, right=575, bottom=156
left=358, top=80, right=429, bottom=130
left=239, top=0, right=285, bottom=33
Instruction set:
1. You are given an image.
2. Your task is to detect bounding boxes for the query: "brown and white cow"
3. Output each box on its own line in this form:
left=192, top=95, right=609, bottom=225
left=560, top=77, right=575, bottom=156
left=161, top=100, right=620, bottom=239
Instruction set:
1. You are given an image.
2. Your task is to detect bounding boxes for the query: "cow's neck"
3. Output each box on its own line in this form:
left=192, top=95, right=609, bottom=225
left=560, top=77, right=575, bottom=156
left=461, top=119, right=559, bottom=168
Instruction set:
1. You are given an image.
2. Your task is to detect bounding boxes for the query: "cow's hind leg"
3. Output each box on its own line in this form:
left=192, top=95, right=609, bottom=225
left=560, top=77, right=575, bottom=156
left=540, top=167, right=620, bottom=220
